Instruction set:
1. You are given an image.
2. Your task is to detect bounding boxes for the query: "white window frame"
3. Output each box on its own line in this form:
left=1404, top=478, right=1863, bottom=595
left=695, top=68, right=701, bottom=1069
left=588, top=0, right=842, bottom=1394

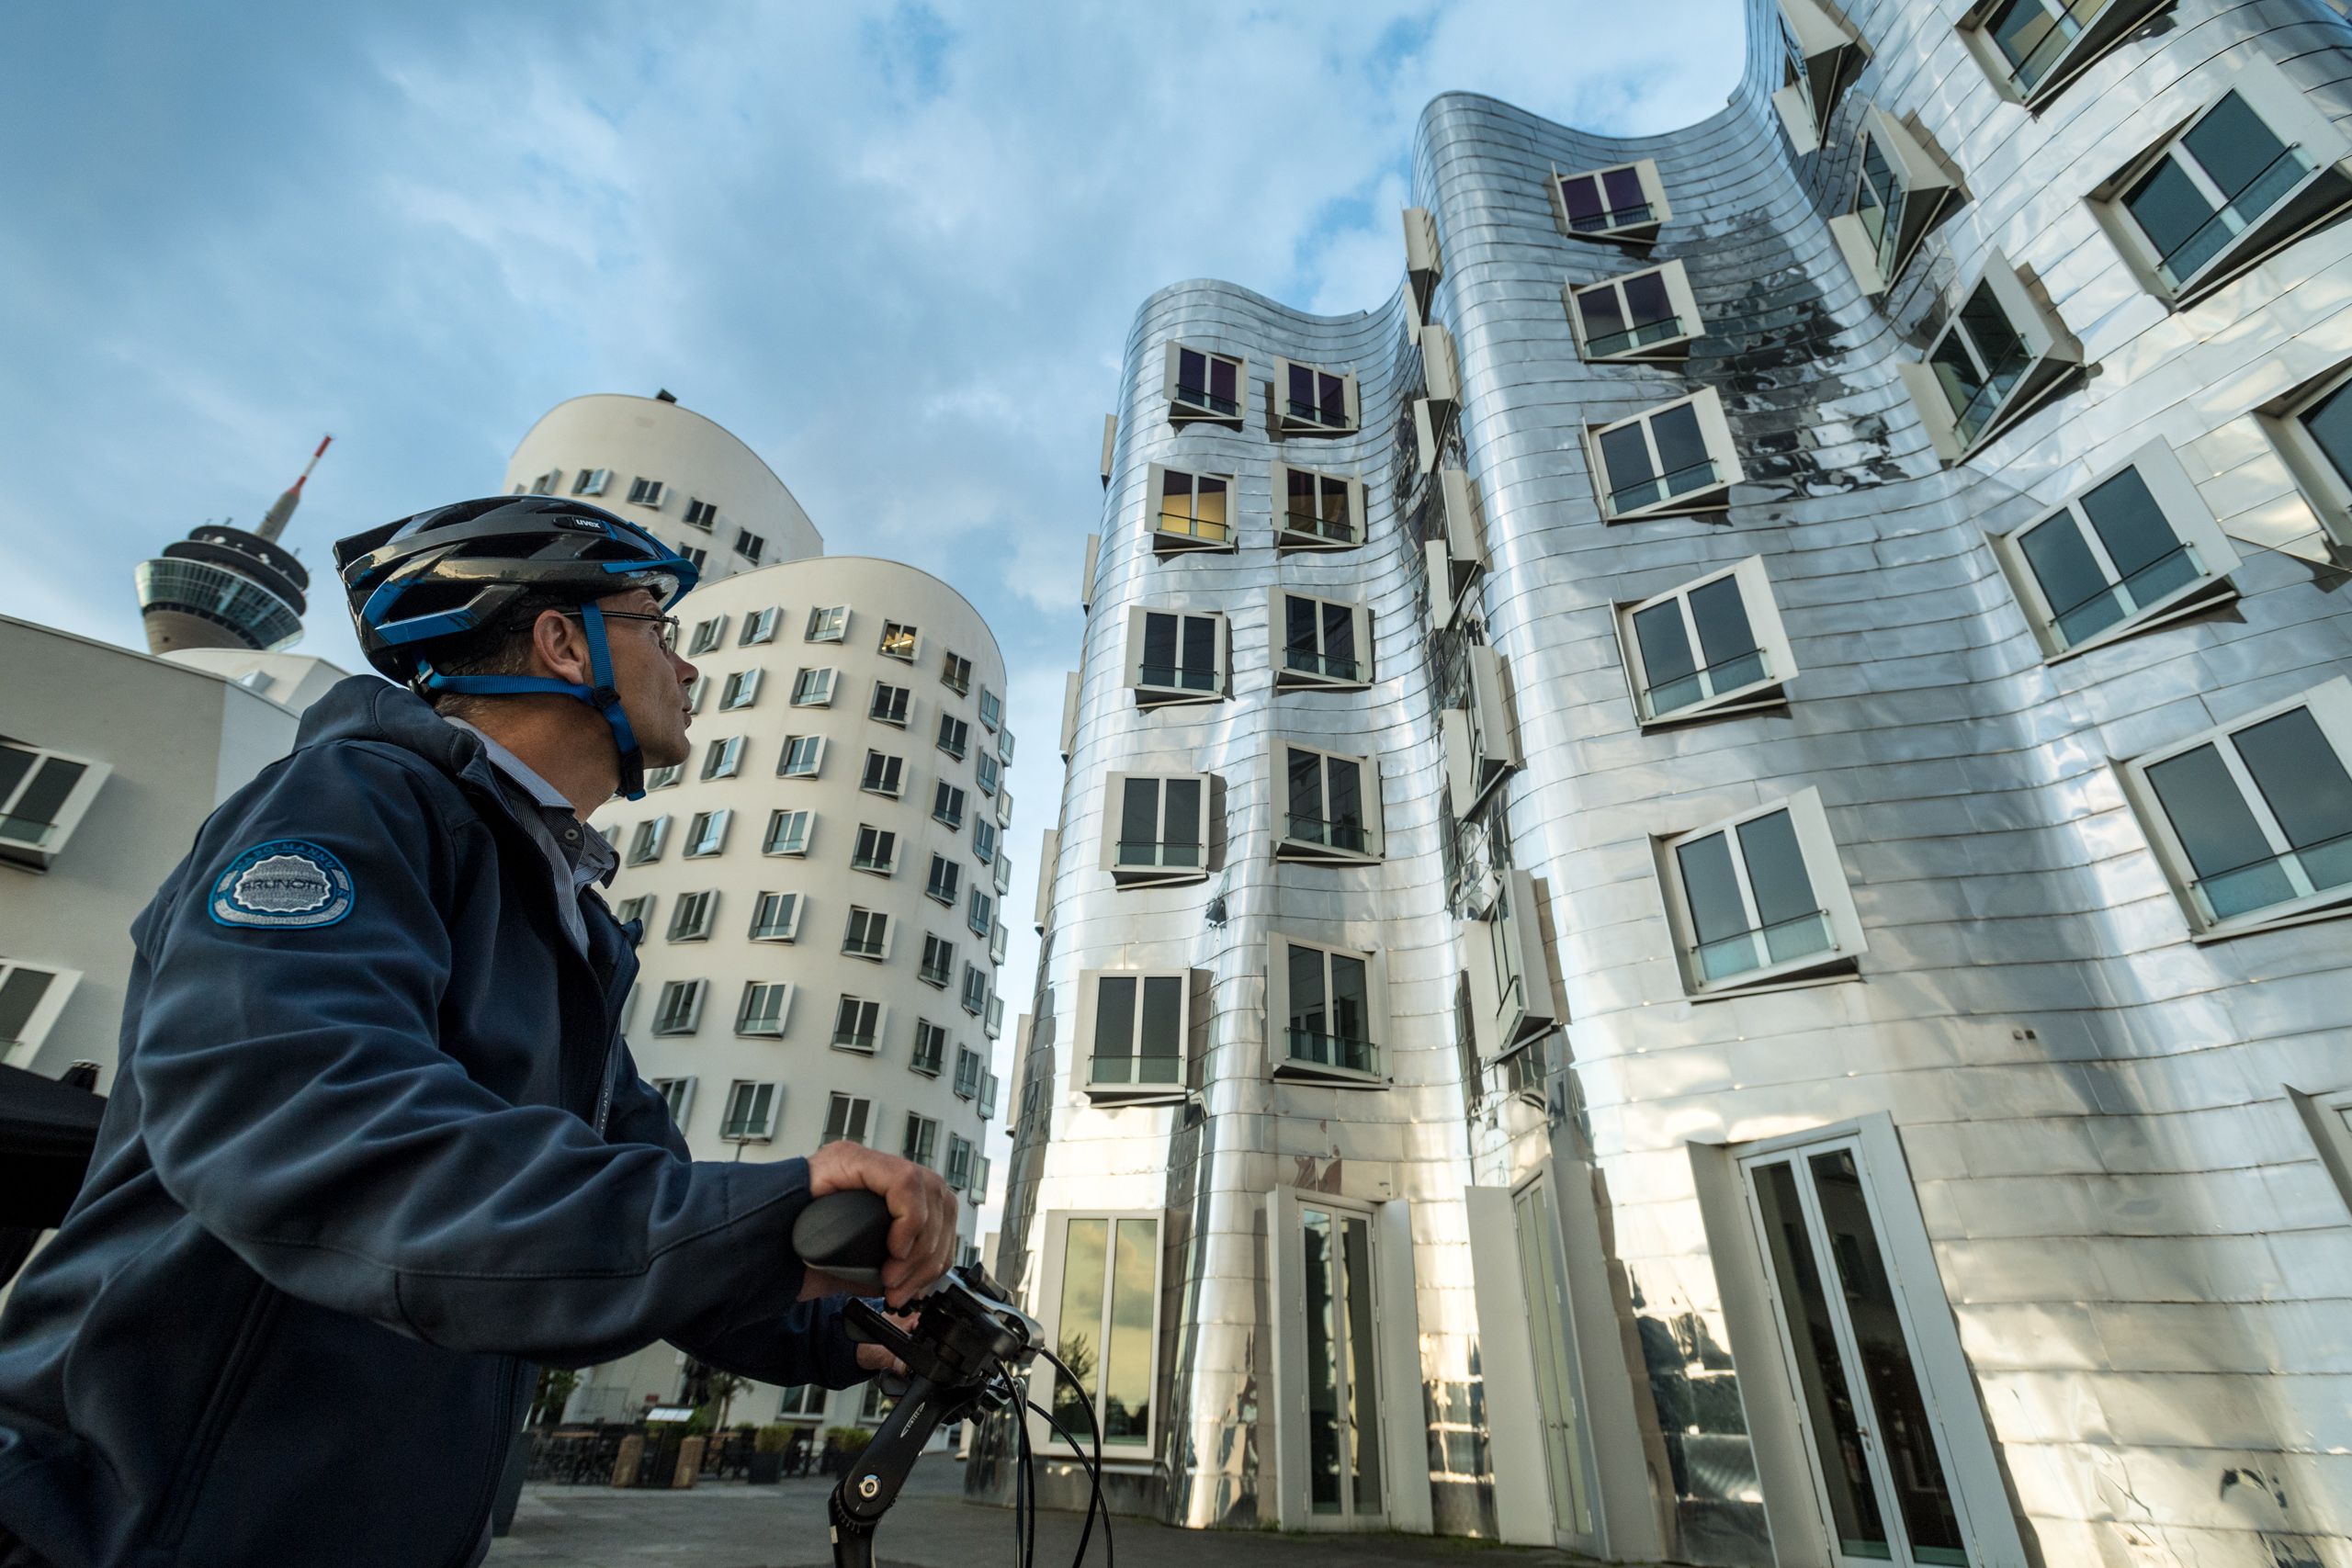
left=1894, top=250, right=2082, bottom=462
left=851, top=823, right=899, bottom=876
left=687, top=615, right=729, bottom=657
left=1073, top=969, right=1195, bottom=1105
left=528, top=468, right=562, bottom=494
left=945, top=1134, right=976, bottom=1190
left=1769, top=0, right=1868, bottom=154
left=749, top=889, right=803, bottom=942
left=933, top=780, right=967, bottom=829
left=650, top=1076, right=695, bottom=1128
left=2264, top=359, right=2352, bottom=550
left=823, top=1092, right=875, bottom=1146
left=2118, top=676, right=2352, bottom=940
left=627, top=476, right=666, bottom=507
left=1271, top=356, right=1362, bottom=437
left=910, top=1019, right=948, bottom=1076
left=926, top=854, right=962, bottom=906
left=736, top=981, right=793, bottom=1039
left=956, top=1043, right=986, bottom=1097
left=628, top=816, right=672, bottom=864
left=1992, top=439, right=2240, bottom=660
left=613, top=893, right=654, bottom=927
left=941, top=650, right=972, bottom=695
left=1125, top=607, right=1230, bottom=707
left=961, top=964, right=989, bottom=1018
left=976, top=752, right=1001, bottom=795
left=904, top=1111, right=941, bottom=1168
left=869, top=681, right=911, bottom=728
left=0, top=960, right=80, bottom=1062
left=878, top=621, right=920, bottom=663
left=1427, top=468, right=1487, bottom=630
left=1826, top=107, right=1962, bottom=297
left=1271, top=744, right=1383, bottom=864
left=996, top=786, right=1012, bottom=829
left=859, top=750, right=905, bottom=801
left=1468, top=868, right=1563, bottom=1058
left=1961, top=0, right=2170, bottom=109
left=1584, top=386, right=1743, bottom=522
left=1657, top=785, right=1868, bottom=998
left=739, top=605, right=780, bottom=646
left=938, top=715, right=970, bottom=761
left=967, top=887, right=993, bottom=938
left=763, top=808, right=812, bottom=857
left=807, top=605, right=849, bottom=643
left=1101, top=772, right=1213, bottom=886
left=973, top=818, right=998, bottom=864
left=651, top=978, right=707, bottom=1036
left=571, top=468, right=611, bottom=497
left=666, top=888, right=718, bottom=942
left=979, top=689, right=1003, bottom=730
left=778, top=735, right=826, bottom=779
left=1565, top=258, right=1702, bottom=364
left=842, top=906, right=892, bottom=963
left=718, top=1079, right=778, bottom=1141
left=683, top=497, right=718, bottom=530
left=1612, top=556, right=1797, bottom=726
left=1267, top=933, right=1389, bottom=1089
left=0, top=743, right=112, bottom=873
left=1419, top=323, right=1460, bottom=414
left=791, top=667, right=837, bottom=706
left=700, top=736, right=744, bottom=781
left=718, top=668, right=763, bottom=710
left=919, top=933, right=956, bottom=987
left=1441, top=646, right=1522, bottom=814
left=1145, top=462, right=1238, bottom=553
left=684, top=807, right=732, bottom=857
left=1163, top=341, right=1248, bottom=425
left=643, top=764, right=683, bottom=791
left=831, top=997, right=886, bottom=1055
left=1032, top=1210, right=1165, bottom=1458
left=1548, top=158, right=1671, bottom=243
left=685, top=675, right=708, bottom=715
left=1271, top=461, right=1365, bottom=552
left=735, top=528, right=765, bottom=564
left=1270, top=589, right=1373, bottom=693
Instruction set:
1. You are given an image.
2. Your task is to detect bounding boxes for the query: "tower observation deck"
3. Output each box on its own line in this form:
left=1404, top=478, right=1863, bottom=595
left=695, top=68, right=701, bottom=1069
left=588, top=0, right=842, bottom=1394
left=134, top=436, right=330, bottom=655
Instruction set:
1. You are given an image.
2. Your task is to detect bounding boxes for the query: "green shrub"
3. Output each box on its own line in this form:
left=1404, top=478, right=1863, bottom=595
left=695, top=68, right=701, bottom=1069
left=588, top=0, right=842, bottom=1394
left=755, top=1424, right=795, bottom=1454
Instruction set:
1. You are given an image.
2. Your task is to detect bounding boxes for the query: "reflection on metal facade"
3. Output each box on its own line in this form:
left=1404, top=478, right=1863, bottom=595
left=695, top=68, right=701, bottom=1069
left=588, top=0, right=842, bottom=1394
left=997, top=2, right=2352, bottom=1562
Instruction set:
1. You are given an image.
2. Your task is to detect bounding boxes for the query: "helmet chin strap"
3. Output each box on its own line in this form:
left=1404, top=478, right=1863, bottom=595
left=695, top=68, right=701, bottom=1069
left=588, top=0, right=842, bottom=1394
left=420, top=602, right=652, bottom=800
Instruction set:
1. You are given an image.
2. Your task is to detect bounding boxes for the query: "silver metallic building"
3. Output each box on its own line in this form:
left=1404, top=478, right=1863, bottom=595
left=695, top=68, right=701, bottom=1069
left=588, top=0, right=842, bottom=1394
left=995, top=2, right=2352, bottom=1563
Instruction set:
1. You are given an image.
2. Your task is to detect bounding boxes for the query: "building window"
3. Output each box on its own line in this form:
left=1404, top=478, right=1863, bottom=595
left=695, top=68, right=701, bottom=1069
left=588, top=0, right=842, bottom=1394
left=2121, top=677, right=2352, bottom=937
left=945, top=1134, right=976, bottom=1190
left=571, top=468, right=611, bottom=497
left=736, top=529, right=765, bottom=563
left=1441, top=646, right=1521, bottom=814
left=684, top=497, right=718, bottom=530
left=628, top=816, right=671, bottom=864
left=643, top=764, right=683, bottom=790
left=878, top=622, right=919, bottom=662
left=1271, top=935, right=1384, bottom=1086
left=686, top=615, right=728, bottom=656
left=967, top=888, right=993, bottom=938
left=1272, top=358, right=1360, bottom=436
left=2265, top=362, right=2352, bottom=549
left=989, top=919, right=1009, bottom=964
left=791, top=667, right=837, bottom=706
left=779, top=736, right=825, bottom=778
left=975, top=752, right=1001, bottom=795
left=972, top=818, right=998, bottom=864
left=1041, top=1213, right=1160, bottom=1451
left=1125, top=608, right=1228, bottom=706
left=978, top=689, right=1002, bottom=730
left=904, top=1112, right=940, bottom=1168
left=1995, top=441, right=2239, bottom=659
left=700, top=736, right=744, bottom=781
left=832, top=998, right=883, bottom=1055
left=528, top=468, right=562, bottom=494
left=1660, top=786, right=1868, bottom=996
left=736, top=982, right=792, bottom=1038
left=666, top=889, right=718, bottom=942
left=684, top=808, right=731, bottom=857
left=843, top=907, right=889, bottom=961
left=941, top=652, right=972, bottom=694
left=1075, top=970, right=1189, bottom=1102
left=628, top=476, right=666, bottom=507
left=1585, top=387, right=1742, bottom=521
left=1897, top=251, right=2081, bottom=460
left=851, top=824, right=899, bottom=875
left=1102, top=773, right=1208, bottom=885
left=1614, top=556, right=1796, bottom=725
left=1275, top=745, right=1381, bottom=862
left=910, top=1019, right=948, bottom=1076
left=953, top=1043, right=985, bottom=1099
left=919, top=933, right=956, bottom=987
left=719, top=1080, right=777, bottom=1140
left=613, top=893, right=654, bottom=928
left=0, top=742, right=110, bottom=872
left=869, top=682, right=911, bottom=728
left=681, top=545, right=707, bottom=572
left=1164, top=343, right=1245, bottom=423
left=651, top=978, right=707, bottom=1035
left=938, top=715, right=970, bottom=761
left=1549, top=158, right=1669, bottom=243
left=0, top=960, right=79, bottom=1055
left=1566, top=259, right=1702, bottom=363
left=749, top=890, right=802, bottom=942
left=1427, top=468, right=1487, bottom=630
left=821, top=1092, right=874, bottom=1146
left=718, top=669, right=763, bottom=710
left=685, top=675, right=709, bottom=715
left=996, top=786, right=1013, bottom=830
left=859, top=750, right=904, bottom=799
left=1271, top=463, right=1363, bottom=551
left=1962, top=0, right=2167, bottom=107
left=807, top=605, right=849, bottom=643
left=933, top=781, right=967, bottom=830
left=1148, top=464, right=1234, bottom=551
left=763, top=808, right=812, bottom=856
left=1829, top=109, right=1962, bottom=297
left=739, top=606, right=780, bottom=646
left=1475, top=869, right=1564, bottom=1058
left=1769, top=0, right=1867, bottom=153
left=650, top=1076, right=695, bottom=1126
left=1273, top=590, right=1371, bottom=691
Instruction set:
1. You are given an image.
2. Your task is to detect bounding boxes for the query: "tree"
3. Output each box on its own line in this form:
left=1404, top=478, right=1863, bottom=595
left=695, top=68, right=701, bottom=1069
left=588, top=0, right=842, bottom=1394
left=529, top=1366, right=580, bottom=1427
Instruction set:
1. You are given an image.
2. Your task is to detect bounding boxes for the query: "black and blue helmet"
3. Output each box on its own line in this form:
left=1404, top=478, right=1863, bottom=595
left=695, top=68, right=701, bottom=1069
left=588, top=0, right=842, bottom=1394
left=333, top=496, right=700, bottom=799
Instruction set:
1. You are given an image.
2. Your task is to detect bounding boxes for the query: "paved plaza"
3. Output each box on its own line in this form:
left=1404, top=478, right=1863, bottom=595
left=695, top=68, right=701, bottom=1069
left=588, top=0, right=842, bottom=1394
left=489, top=1457, right=1622, bottom=1567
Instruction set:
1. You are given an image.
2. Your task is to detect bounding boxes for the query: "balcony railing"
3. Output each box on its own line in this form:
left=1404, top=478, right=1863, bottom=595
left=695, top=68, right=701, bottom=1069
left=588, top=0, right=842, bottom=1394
left=1588, top=313, right=1689, bottom=358
left=1090, top=1054, right=1182, bottom=1087
left=1116, top=840, right=1203, bottom=869
left=1645, top=648, right=1770, bottom=717
left=831, top=1029, right=877, bottom=1053
left=1283, top=813, right=1369, bottom=853
left=1690, top=908, right=1835, bottom=984
left=1172, top=384, right=1239, bottom=417
left=843, top=936, right=885, bottom=959
left=1283, top=647, right=1363, bottom=682
left=1566, top=197, right=1655, bottom=234
left=1155, top=508, right=1230, bottom=544
left=1280, top=508, right=1356, bottom=545
left=1285, top=1028, right=1376, bottom=1076
left=1610, top=457, right=1720, bottom=515
left=1284, top=398, right=1352, bottom=429
left=2044, top=542, right=2202, bottom=647
left=1138, top=663, right=1217, bottom=693
left=2153, top=144, right=2308, bottom=289
left=851, top=853, right=894, bottom=873
left=2188, top=829, right=2352, bottom=923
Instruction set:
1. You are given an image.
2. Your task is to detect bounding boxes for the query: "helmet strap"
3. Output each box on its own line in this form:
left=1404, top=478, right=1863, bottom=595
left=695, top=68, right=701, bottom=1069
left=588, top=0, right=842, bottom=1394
left=419, top=601, right=652, bottom=802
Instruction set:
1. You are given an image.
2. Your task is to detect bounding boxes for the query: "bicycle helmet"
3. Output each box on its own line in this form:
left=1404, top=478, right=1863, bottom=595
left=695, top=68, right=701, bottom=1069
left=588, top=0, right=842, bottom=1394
left=333, top=496, right=700, bottom=799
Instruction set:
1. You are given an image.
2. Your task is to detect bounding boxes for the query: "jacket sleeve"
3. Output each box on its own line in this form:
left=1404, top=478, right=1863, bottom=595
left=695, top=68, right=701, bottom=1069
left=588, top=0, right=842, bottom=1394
left=130, top=739, right=823, bottom=1369
left=602, top=1052, right=867, bottom=1388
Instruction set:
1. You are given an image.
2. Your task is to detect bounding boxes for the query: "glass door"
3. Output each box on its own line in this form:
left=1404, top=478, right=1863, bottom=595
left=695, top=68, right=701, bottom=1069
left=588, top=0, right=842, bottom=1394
left=1512, top=1178, right=1598, bottom=1546
left=1743, top=1141, right=1970, bottom=1567
left=1298, top=1202, right=1385, bottom=1524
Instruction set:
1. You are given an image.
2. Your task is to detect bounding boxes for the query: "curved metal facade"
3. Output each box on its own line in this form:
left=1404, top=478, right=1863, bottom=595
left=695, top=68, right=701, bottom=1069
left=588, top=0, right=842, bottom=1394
left=1000, top=3, right=2352, bottom=1563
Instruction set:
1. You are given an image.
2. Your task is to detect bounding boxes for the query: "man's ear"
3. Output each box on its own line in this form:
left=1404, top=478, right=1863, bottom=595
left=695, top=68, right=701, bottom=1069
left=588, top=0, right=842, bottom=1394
left=528, top=607, right=596, bottom=688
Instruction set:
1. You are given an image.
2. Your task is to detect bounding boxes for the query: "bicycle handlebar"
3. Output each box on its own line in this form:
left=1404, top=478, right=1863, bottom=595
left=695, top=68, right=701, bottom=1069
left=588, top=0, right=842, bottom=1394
left=792, top=1190, right=893, bottom=1288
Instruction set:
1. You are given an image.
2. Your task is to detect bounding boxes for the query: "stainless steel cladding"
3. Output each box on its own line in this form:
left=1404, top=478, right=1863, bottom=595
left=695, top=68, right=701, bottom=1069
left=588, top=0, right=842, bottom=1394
left=996, top=2, right=2352, bottom=1563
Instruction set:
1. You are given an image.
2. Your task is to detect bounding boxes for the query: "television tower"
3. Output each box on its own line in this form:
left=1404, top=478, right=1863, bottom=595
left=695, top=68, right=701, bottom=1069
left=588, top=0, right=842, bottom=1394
left=133, top=435, right=332, bottom=656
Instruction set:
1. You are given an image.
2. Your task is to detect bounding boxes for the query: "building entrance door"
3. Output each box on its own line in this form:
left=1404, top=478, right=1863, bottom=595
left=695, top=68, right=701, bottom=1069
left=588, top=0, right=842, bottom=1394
left=1742, top=1140, right=1971, bottom=1567
left=1298, top=1201, right=1385, bottom=1526
left=1511, top=1176, right=1598, bottom=1546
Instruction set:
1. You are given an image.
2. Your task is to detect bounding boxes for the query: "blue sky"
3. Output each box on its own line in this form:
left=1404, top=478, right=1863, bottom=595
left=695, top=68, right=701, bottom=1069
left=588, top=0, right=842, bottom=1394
left=3, top=0, right=1744, bottom=1199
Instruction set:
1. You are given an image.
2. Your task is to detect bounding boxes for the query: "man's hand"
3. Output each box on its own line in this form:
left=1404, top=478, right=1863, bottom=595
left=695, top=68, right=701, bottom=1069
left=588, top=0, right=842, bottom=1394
left=799, top=1142, right=956, bottom=1309
left=854, top=1310, right=920, bottom=1375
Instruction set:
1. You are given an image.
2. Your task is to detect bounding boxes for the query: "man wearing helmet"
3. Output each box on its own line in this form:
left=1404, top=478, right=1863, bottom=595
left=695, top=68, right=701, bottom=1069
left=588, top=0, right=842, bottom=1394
left=0, top=498, right=955, bottom=1568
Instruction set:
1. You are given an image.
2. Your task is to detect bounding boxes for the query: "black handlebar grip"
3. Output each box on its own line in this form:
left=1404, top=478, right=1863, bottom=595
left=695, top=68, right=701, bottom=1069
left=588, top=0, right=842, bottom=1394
left=792, top=1190, right=893, bottom=1285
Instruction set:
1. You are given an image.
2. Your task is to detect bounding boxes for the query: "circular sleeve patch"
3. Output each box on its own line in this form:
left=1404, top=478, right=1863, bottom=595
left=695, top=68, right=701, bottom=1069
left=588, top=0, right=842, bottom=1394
left=209, top=839, right=357, bottom=930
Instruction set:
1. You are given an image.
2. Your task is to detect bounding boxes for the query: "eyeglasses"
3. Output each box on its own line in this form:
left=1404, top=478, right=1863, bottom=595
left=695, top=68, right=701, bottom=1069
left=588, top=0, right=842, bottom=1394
left=558, top=608, right=680, bottom=651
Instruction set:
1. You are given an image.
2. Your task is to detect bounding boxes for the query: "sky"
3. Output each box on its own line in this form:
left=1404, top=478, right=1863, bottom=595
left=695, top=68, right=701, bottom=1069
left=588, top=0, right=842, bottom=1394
left=1, top=1, right=1746, bottom=1218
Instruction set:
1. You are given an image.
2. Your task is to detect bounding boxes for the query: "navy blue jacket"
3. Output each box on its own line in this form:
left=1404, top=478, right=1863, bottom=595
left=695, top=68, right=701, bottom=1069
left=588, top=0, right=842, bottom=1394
left=0, top=677, right=860, bottom=1568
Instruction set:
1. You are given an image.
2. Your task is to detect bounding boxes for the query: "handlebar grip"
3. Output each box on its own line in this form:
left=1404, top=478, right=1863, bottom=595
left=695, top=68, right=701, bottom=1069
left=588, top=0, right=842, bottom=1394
left=793, top=1190, right=893, bottom=1284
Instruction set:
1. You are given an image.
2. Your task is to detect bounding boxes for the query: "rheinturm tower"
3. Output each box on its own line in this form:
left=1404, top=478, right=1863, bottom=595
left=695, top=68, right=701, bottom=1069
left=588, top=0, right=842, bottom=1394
left=133, top=435, right=330, bottom=655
